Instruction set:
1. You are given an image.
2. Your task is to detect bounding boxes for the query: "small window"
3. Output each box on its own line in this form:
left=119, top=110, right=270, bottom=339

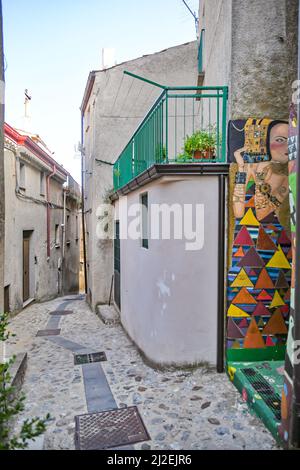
left=4, top=285, right=10, bottom=313
left=19, top=162, right=26, bottom=189
left=40, top=172, right=45, bottom=195
left=140, top=193, right=149, bottom=249
left=55, top=224, right=60, bottom=247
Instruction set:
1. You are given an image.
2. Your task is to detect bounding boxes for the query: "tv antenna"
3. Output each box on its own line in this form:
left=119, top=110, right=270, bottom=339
left=181, top=0, right=199, bottom=36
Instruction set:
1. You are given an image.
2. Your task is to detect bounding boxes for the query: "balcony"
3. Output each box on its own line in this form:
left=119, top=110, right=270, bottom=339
left=113, top=83, right=228, bottom=191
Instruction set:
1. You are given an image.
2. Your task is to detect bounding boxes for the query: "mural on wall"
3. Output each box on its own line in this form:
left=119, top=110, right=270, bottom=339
left=279, top=103, right=298, bottom=446
left=226, top=118, right=292, bottom=356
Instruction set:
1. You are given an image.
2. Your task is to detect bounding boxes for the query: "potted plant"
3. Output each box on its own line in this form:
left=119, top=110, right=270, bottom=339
left=183, top=129, right=216, bottom=160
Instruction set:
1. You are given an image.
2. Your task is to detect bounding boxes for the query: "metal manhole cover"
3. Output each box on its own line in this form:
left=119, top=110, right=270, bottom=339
left=74, top=352, right=107, bottom=365
left=36, top=329, right=61, bottom=337
left=49, top=310, right=74, bottom=316
left=74, top=406, right=150, bottom=450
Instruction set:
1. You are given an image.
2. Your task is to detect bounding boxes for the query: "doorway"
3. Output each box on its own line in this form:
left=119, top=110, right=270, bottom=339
left=23, top=231, right=31, bottom=302
left=114, top=221, right=121, bottom=310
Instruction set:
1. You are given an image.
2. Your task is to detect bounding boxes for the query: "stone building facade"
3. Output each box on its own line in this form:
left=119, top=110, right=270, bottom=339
left=4, top=123, right=81, bottom=313
left=81, top=41, right=198, bottom=311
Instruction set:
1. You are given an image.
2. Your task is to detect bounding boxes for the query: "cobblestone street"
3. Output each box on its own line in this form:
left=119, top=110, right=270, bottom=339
left=6, top=296, right=279, bottom=450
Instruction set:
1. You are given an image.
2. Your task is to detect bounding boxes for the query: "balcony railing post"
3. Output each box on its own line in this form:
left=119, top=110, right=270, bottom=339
left=165, top=90, right=169, bottom=163
left=113, top=85, right=229, bottom=190
left=222, top=87, right=228, bottom=163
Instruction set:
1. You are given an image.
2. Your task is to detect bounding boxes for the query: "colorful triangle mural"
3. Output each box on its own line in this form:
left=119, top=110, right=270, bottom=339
left=238, top=247, right=265, bottom=268
left=230, top=269, right=254, bottom=288
left=227, top=318, right=245, bottom=339
left=233, top=247, right=245, bottom=258
left=256, top=226, right=277, bottom=251
left=240, top=209, right=260, bottom=227
left=232, top=287, right=257, bottom=305
left=233, top=227, right=254, bottom=247
left=244, top=318, right=266, bottom=348
left=275, top=271, right=290, bottom=289
left=227, top=304, right=250, bottom=318
left=270, top=291, right=286, bottom=308
left=266, top=246, right=291, bottom=269
left=262, top=310, right=288, bottom=335
left=253, top=302, right=272, bottom=317
left=278, top=230, right=291, bottom=246
left=256, top=290, right=273, bottom=301
left=255, top=268, right=275, bottom=289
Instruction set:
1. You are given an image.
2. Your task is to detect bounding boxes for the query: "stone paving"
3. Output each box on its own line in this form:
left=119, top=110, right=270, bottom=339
left=6, top=297, right=279, bottom=450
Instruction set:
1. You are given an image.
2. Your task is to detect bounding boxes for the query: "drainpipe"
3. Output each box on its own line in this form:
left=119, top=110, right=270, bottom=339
left=46, top=165, right=56, bottom=259
left=291, top=1, right=300, bottom=449
left=81, top=113, right=88, bottom=294
left=61, top=180, right=68, bottom=294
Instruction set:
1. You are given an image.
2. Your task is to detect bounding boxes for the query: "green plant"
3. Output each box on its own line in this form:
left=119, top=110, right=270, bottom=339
left=155, top=144, right=167, bottom=162
left=183, top=128, right=217, bottom=157
left=0, top=312, right=50, bottom=450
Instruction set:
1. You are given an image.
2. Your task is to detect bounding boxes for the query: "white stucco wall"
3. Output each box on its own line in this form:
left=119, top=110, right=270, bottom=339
left=115, top=175, right=220, bottom=367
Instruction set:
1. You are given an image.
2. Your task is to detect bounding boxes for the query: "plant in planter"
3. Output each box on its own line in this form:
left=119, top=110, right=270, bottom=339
left=183, top=129, right=217, bottom=160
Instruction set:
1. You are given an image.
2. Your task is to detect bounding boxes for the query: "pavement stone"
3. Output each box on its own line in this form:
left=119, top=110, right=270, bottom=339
left=6, top=297, right=280, bottom=450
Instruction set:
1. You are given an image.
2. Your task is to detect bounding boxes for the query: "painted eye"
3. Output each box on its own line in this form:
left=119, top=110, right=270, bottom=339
left=275, top=137, right=287, bottom=143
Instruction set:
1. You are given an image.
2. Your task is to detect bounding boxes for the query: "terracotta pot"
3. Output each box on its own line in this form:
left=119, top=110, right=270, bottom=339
left=193, top=150, right=205, bottom=159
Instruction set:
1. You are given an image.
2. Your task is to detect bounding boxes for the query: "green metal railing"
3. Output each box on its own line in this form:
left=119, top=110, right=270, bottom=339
left=113, top=74, right=228, bottom=190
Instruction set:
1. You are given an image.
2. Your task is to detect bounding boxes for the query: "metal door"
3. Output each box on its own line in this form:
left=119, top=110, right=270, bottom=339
left=114, top=221, right=121, bottom=310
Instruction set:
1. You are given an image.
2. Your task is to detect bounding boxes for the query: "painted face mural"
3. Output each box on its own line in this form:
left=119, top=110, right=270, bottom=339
left=226, top=118, right=291, bottom=354
left=279, top=104, right=298, bottom=446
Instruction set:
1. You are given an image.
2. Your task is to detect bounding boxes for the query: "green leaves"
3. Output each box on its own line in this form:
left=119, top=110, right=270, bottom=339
left=0, top=312, right=50, bottom=450
left=183, top=128, right=217, bottom=157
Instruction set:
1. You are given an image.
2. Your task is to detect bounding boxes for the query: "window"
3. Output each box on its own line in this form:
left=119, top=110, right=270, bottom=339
left=19, top=162, right=26, bottom=189
left=40, top=172, right=45, bottom=195
left=140, top=193, right=149, bottom=249
left=55, top=224, right=60, bottom=247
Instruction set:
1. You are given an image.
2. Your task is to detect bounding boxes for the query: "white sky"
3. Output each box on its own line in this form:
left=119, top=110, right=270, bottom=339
left=3, top=0, right=199, bottom=183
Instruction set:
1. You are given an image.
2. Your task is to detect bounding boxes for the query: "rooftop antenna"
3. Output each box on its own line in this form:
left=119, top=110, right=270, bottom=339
left=24, top=88, right=31, bottom=118
left=181, top=0, right=199, bottom=36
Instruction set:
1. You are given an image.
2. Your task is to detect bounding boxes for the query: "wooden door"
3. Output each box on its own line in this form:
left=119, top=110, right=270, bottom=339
left=23, top=237, right=30, bottom=302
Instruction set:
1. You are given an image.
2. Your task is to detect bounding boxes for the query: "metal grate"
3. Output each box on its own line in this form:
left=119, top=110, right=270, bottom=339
left=74, top=352, right=107, bottom=365
left=49, top=310, right=74, bottom=316
left=74, top=406, right=150, bottom=450
left=241, top=368, right=281, bottom=421
left=36, top=329, right=61, bottom=337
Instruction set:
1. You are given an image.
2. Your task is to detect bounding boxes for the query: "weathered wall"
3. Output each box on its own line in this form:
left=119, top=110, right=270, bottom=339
left=199, top=0, right=298, bottom=119
left=115, top=176, right=219, bottom=367
left=230, top=0, right=298, bottom=119
left=4, top=146, right=79, bottom=313
left=83, top=41, right=199, bottom=310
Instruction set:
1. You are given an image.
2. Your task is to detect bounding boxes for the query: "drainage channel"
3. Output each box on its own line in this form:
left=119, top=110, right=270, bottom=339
left=37, top=296, right=149, bottom=450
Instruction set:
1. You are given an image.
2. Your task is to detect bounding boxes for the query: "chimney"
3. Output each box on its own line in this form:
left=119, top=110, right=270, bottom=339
left=102, top=48, right=116, bottom=70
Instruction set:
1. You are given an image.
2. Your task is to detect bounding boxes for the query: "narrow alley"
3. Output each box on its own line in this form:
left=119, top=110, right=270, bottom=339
left=7, top=296, right=278, bottom=450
